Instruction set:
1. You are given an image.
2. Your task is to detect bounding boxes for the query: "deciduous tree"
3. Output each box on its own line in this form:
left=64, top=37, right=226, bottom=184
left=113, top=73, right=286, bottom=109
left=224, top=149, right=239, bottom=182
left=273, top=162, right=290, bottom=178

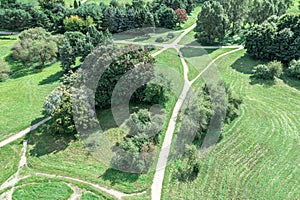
left=175, top=8, right=188, bottom=25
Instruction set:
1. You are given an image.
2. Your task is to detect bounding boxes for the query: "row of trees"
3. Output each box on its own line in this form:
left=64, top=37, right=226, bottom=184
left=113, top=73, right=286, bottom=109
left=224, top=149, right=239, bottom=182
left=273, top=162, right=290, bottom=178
left=1, top=0, right=194, bottom=33
left=246, top=14, right=300, bottom=63
left=12, top=28, right=60, bottom=68
left=11, top=26, right=111, bottom=69
left=172, top=84, right=242, bottom=181
left=112, top=109, right=164, bottom=173
left=253, top=61, right=283, bottom=80
left=253, top=59, right=300, bottom=81
left=195, top=0, right=293, bottom=44
left=44, top=44, right=169, bottom=136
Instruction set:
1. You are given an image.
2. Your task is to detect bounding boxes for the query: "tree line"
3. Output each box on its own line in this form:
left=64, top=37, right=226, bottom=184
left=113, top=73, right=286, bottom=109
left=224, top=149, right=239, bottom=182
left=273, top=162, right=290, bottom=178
left=0, top=0, right=196, bottom=33
left=195, top=0, right=294, bottom=44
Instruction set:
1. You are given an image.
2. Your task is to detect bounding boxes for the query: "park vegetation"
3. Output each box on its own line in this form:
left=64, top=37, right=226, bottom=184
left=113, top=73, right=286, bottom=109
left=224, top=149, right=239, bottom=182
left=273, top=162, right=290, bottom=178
left=0, top=0, right=196, bottom=34
left=195, top=0, right=295, bottom=44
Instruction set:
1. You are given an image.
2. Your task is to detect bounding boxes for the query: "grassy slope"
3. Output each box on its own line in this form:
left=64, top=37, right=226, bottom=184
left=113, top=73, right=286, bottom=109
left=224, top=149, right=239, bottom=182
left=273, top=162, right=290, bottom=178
left=162, top=50, right=300, bottom=199
left=181, top=48, right=237, bottom=80
left=0, top=63, right=61, bottom=140
left=24, top=49, right=184, bottom=194
left=0, top=141, right=22, bottom=186
left=0, top=38, right=16, bottom=71
left=181, top=5, right=201, bottom=30
left=12, top=182, right=73, bottom=200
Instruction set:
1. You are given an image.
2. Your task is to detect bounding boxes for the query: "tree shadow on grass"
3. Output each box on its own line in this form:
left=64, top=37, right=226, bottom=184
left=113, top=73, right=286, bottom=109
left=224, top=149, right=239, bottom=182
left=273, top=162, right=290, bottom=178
left=99, top=168, right=139, bottom=186
left=39, top=70, right=63, bottom=85
left=180, top=47, right=215, bottom=58
left=231, top=54, right=265, bottom=75
left=4, top=54, right=57, bottom=79
left=25, top=123, right=75, bottom=157
left=281, top=74, right=300, bottom=91
left=249, top=77, right=275, bottom=87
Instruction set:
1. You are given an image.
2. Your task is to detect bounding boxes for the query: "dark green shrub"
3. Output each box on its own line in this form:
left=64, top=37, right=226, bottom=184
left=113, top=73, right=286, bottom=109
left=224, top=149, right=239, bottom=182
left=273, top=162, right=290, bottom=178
left=287, top=59, right=300, bottom=79
left=155, top=37, right=165, bottom=43
left=268, top=60, right=283, bottom=78
left=253, top=64, right=273, bottom=79
left=167, top=32, right=175, bottom=39
left=144, top=45, right=156, bottom=52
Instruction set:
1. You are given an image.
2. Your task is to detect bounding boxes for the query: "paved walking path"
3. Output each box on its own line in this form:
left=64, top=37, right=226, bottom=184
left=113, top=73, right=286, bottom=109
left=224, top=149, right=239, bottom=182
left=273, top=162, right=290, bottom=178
left=0, top=140, right=28, bottom=200
left=0, top=117, right=51, bottom=148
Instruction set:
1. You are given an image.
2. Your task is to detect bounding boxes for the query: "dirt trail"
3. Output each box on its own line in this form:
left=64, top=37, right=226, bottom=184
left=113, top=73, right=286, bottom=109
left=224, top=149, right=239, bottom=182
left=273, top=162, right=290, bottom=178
left=0, top=140, right=27, bottom=200
left=67, top=184, right=82, bottom=200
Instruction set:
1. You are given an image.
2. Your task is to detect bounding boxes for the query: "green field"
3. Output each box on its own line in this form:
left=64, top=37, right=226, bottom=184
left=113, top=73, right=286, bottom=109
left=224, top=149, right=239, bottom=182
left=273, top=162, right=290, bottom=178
left=13, top=182, right=73, bottom=200
left=0, top=62, right=61, bottom=141
left=0, top=141, right=22, bottom=186
left=162, top=50, right=300, bottom=199
left=181, top=5, right=202, bottom=29
left=0, top=38, right=16, bottom=72
left=181, top=48, right=237, bottom=80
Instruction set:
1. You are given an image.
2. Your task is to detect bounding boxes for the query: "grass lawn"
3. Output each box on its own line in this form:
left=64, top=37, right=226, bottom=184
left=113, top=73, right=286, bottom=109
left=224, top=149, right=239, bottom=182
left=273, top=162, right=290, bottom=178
left=0, top=62, right=62, bottom=141
left=14, top=175, right=115, bottom=199
left=0, top=37, right=17, bottom=71
left=181, top=5, right=202, bottom=30
left=162, top=50, right=300, bottom=199
left=181, top=48, right=238, bottom=80
left=0, top=141, right=22, bottom=186
left=12, top=182, right=73, bottom=200
left=114, top=30, right=183, bottom=45
left=178, top=30, right=199, bottom=46
left=81, top=191, right=102, bottom=200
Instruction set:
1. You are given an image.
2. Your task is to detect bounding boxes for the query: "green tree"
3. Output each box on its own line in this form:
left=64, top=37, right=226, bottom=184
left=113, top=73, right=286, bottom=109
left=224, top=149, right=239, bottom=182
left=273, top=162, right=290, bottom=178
left=112, top=109, right=163, bottom=174
left=156, top=5, right=177, bottom=29
left=86, top=25, right=104, bottom=46
left=287, top=59, right=300, bottom=79
left=268, top=60, right=283, bottom=78
left=38, top=0, right=65, bottom=9
left=102, top=6, right=117, bottom=32
left=253, top=64, right=271, bottom=79
left=175, top=8, right=188, bottom=25
left=74, top=0, right=78, bottom=8
left=173, top=144, right=200, bottom=182
left=12, top=27, right=58, bottom=67
left=41, top=2, right=67, bottom=33
left=219, top=0, right=250, bottom=35
left=195, top=1, right=229, bottom=44
left=74, top=4, right=103, bottom=30
left=46, top=73, right=98, bottom=136
left=246, top=14, right=300, bottom=63
left=0, top=9, right=32, bottom=30
left=63, top=15, right=86, bottom=32
left=59, top=39, right=76, bottom=72
left=252, top=64, right=277, bottom=80
left=94, top=45, right=155, bottom=108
